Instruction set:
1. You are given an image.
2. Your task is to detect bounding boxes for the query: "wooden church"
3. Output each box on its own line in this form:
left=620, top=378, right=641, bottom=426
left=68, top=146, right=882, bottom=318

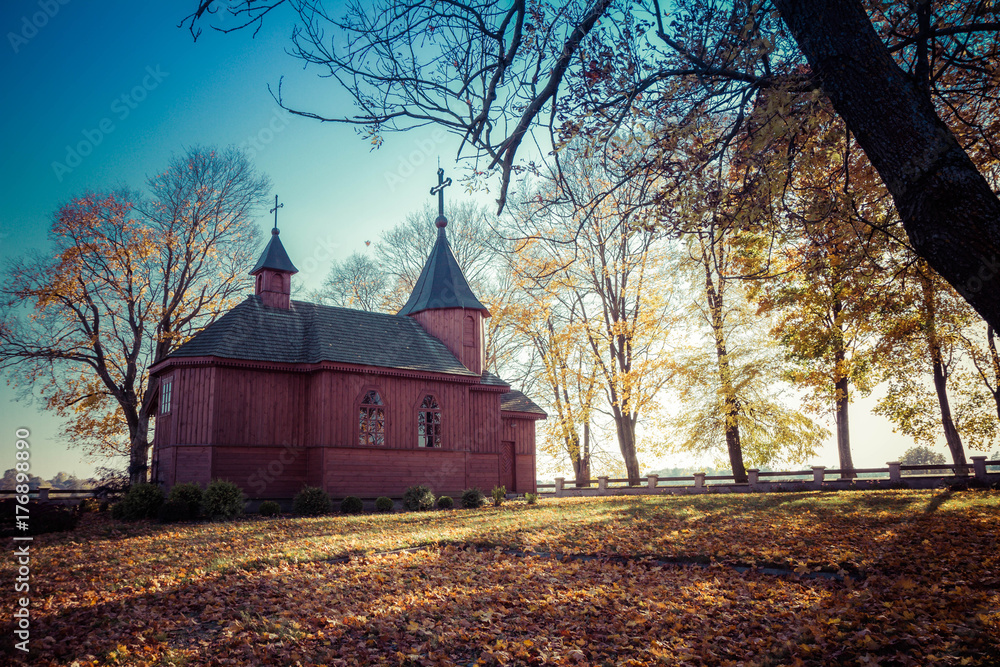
left=148, top=173, right=544, bottom=500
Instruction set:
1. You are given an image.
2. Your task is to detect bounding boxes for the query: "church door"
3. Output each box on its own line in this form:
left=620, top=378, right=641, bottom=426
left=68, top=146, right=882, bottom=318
left=500, top=441, right=515, bottom=491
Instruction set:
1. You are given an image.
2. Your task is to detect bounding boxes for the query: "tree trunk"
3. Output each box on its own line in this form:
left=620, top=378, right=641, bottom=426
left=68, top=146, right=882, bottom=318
left=128, top=411, right=151, bottom=486
left=612, top=409, right=641, bottom=485
left=703, top=250, right=748, bottom=483
left=919, top=272, right=968, bottom=475
left=774, top=0, right=1000, bottom=332
left=572, top=421, right=592, bottom=487
left=834, top=373, right=855, bottom=480
left=831, top=303, right=856, bottom=479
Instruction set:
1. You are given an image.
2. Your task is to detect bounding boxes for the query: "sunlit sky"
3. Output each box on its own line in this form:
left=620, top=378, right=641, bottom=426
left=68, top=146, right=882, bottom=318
left=0, top=2, right=983, bottom=481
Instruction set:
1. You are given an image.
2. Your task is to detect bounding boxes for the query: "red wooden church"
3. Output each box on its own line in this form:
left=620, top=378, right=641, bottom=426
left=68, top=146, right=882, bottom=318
left=148, top=176, right=544, bottom=500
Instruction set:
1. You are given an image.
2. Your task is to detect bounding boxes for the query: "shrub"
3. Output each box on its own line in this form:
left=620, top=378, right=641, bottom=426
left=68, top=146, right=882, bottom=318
left=293, top=486, right=332, bottom=516
left=157, top=500, right=191, bottom=523
left=403, top=485, right=436, bottom=511
left=167, top=482, right=203, bottom=519
left=461, top=487, right=485, bottom=509
left=112, top=483, right=165, bottom=521
left=258, top=500, right=282, bottom=517
left=78, top=497, right=100, bottom=513
left=437, top=495, right=454, bottom=509
left=203, top=479, right=245, bottom=520
left=340, top=496, right=364, bottom=514
left=375, top=496, right=394, bottom=513
left=524, top=492, right=538, bottom=505
left=491, top=485, right=507, bottom=507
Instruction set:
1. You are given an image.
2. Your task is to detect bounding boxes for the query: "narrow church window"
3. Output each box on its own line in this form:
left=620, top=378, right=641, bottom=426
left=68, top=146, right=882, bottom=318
left=417, top=395, right=441, bottom=448
left=464, top=315, right=475, bottom=347
left=359, top=390, right=386, bottom=446
left=270, top=273, right=283, bottom=292
left=161, top=378, right=172, bottom=415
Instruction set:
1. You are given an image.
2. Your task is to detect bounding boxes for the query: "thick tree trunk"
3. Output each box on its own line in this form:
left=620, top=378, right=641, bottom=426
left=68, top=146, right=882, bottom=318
left=612, top=409, right=641, bottom=485
left=128, top=411, right=151, bottom=486
left=774, top=0, right=1000, bottom=332
left=987, top=325, right=1000, bottom=421
left=572, top=421, right=592, bottom=487
left=834, top=373, right=855, bottom=480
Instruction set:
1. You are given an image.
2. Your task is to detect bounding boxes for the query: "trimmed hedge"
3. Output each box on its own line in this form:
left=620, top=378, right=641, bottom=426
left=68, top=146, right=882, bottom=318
left=340, top=496, right=364, bottom=514
left=203, top=479, right=245, bottom=520
left=293, top=486, right=332, bottom=516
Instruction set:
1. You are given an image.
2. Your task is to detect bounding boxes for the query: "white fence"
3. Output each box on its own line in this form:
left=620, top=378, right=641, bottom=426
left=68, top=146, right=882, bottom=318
left=537, top=457, right=1000, bottom=497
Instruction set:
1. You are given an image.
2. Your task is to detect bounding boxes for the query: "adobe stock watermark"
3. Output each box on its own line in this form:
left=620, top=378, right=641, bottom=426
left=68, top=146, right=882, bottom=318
left=51, top=65, right=170, bottom=182
left=7, top=0, right=71, bottom=54
left=12, top=427, right=33, bottom=654
left=384, top=128, right=448, bottom=192
left=239, top=107, right=295, bottom=159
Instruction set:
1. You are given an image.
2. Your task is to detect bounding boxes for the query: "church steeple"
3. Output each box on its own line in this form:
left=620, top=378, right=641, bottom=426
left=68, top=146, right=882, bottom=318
left=399, top=169, right=489, bottom=374
left=251, top=195, right=297, bottom=309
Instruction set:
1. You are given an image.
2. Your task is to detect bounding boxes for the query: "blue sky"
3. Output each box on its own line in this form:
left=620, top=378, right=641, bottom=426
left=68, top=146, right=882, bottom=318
left=0, top=1, right=985, bottom=481
left=0, top=1, right=466, bottom=479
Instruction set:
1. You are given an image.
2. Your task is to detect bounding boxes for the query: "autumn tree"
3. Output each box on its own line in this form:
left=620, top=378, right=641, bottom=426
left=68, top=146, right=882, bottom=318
left=672, top=225, right=828, bottom=479
left=873, top=261, right=999, bottom=472
left=0, top=147, right=269, bottom=484
left=186, top=0, right=1000, bottom=334
left=505, top=141, right=677, bottom=484
left=742, top=103, right=894, bottom=480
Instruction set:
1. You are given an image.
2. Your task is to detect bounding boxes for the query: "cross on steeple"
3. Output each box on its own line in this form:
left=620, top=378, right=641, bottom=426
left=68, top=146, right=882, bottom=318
left=269, top=194, right=284, bottom=234
left=429, top=167, right=452, bottom=228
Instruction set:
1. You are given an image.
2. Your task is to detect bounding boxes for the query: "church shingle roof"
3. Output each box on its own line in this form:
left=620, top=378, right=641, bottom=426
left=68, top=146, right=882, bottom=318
left=250, top=229, right=298, bottom=274
left=500, top=389, right=547, bottom=416
left=166, top=295, right=478, bottom=377
left=397, top=228, right=489, bottom=316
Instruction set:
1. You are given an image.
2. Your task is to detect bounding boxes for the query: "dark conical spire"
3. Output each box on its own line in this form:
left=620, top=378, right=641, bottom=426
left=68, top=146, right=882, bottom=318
left=397, top=225, right=489, bottom=316
left=250, top=227, right=298, bottom=275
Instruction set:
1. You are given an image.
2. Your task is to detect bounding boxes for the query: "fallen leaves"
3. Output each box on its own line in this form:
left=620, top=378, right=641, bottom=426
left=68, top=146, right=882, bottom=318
left=1, top=489, right=998, bottom=665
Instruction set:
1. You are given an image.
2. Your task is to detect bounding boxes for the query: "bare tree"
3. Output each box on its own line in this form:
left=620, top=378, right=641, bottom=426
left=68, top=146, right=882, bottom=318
left=184, top=0, right=1000, bottom=332
left=0, top=147, right=269, bottom=484
left=314, top=252, right=390, bottom=312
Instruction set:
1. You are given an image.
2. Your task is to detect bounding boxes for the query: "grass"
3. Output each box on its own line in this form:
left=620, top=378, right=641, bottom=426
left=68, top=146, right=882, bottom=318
left=3, top=489, right=998, bottom=665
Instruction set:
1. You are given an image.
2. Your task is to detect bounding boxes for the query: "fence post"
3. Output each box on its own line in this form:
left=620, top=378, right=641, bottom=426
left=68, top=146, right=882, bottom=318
left=37, top=486, right=50, bottom=502
left=693, top=472, right=706, bottom=490
left=597, top=476, right=609, bottom=492
left=971, top=456, right=987, bottom=482
left=887, top=462, right=901, bottom=483
left=812, top=466, right=826, bottom=488
left=647, top=474, right=658, bottom=490
left=554, top=477, right=565, bottom=497
left=747, top=469, right=759, bottom=490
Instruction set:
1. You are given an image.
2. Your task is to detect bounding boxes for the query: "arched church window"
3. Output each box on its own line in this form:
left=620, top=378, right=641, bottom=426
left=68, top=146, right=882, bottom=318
left=270, top=273, right=284, bottom=292
left=464, top=315, right=475, bottom=347
left=417, top=395, right=442, bottom=448
left=359, top=390, right=386, bottom=446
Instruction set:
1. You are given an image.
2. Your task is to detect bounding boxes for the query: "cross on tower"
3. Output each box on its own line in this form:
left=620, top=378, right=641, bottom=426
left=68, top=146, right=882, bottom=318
left=429, top=167, right=452, bottom=228
left=269, top=195, right=284, bottom=234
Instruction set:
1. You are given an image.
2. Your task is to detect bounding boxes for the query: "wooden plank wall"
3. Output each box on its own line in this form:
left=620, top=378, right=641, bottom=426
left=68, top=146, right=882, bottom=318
left=213, top=368, right=308, bottom=447
left=466, top=453, right=499, bottom=492
left=174, top=446, right=212, bottom=486
left=323, top=448, right=468, bottom=497
left=213, top=446, right=309, bottom=497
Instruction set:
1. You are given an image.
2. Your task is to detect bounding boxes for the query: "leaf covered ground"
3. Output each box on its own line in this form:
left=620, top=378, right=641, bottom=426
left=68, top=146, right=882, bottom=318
left=3, top=489, right=999, bottom=666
